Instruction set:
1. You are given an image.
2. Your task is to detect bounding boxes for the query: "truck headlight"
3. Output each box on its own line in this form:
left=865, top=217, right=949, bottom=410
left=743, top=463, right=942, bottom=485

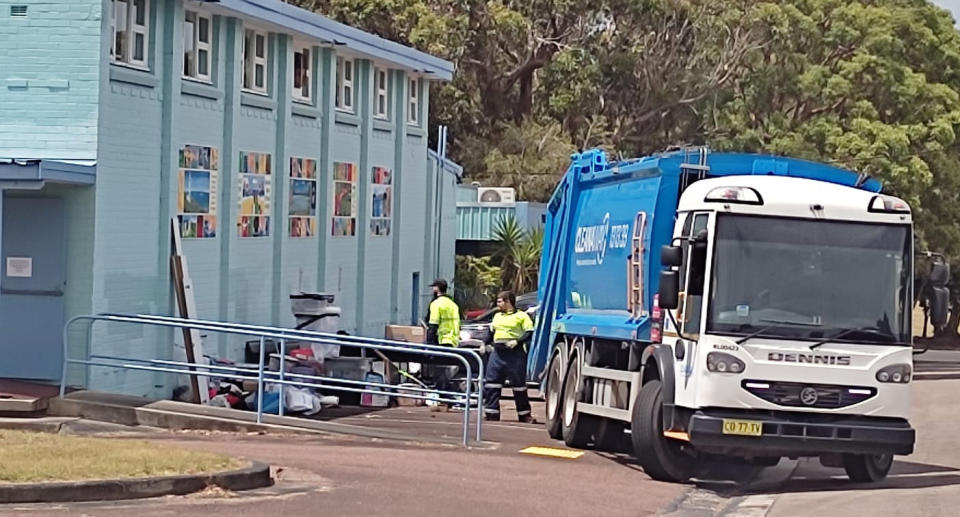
left=707, top=352, right=746, bottom=374
left=876, top=364, right=911, bottom=383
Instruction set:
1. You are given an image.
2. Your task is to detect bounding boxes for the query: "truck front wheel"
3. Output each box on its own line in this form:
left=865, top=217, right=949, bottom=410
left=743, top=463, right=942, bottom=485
left=632, top=380, right=695, bottom=483
left=561, top=350, right=595, bottom=448
left=544, top=351, right=564, bottom=439
left=843, top=453, right=894, bottom=482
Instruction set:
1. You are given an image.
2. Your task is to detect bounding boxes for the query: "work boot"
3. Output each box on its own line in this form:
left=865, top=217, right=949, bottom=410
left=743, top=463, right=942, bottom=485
left=518, top=415, right=538, bottom=424
left=485, top=414, right=500, bottom=422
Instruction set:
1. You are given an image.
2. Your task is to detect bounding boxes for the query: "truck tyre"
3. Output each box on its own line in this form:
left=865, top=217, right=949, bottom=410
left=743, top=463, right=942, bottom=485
left=632, top=380, right=695, bottom=482
left=561, top=350, right=595, bottom=448
left=596, top=420, right=628, bottom=453
left=544, top=351, right=564, bottom=439
left=843, top=453, right=893, bottom=482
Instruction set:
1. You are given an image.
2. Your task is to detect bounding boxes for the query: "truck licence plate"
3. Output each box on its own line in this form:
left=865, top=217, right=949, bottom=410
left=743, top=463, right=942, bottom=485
left=721, top=419, right=763, bottom=437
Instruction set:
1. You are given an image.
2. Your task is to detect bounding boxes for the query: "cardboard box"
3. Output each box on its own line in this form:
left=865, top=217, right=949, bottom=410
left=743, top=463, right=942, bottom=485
left=385, top=324, right=426, bottom=343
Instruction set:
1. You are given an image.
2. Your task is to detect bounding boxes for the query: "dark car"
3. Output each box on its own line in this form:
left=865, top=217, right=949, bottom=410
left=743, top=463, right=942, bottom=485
left=459, top=292, right=538, bottom=348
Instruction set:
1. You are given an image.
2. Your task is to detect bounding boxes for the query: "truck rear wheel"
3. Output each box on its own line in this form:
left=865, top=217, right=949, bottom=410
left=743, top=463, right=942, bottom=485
left=596, top=420, right=628, bottom=453
left=561, top=350, right=595, bottom=448
left=632, top=380, right=695, bottom=482
left=544, top=351, right=564, bottom=439
left=843, top=453, right=893, bottom=482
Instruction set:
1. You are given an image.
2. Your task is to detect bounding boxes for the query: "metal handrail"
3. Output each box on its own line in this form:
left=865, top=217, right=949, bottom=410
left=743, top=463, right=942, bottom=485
left=61, top=314, right=485, bottom=445
left=108, top=312, right=486, bottom=440
left=89, top=356, right=480, bottom=401
left=103, top=312, right=486, bottom=440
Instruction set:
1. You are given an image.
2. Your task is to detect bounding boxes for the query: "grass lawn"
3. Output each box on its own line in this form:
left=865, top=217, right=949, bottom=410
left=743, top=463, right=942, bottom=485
left=0, top=431, right=243, bottom=483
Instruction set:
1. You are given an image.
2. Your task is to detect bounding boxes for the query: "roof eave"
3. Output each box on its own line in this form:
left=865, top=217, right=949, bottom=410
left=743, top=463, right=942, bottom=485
left=221, top=0, right=454, bottom=81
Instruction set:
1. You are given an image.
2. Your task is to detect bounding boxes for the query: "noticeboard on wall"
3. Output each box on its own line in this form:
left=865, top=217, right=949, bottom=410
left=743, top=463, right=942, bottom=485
left=331, top=161, right=357, bottom=237
left=370, top=166, right=392, bottom=237
left=237, top=151, right=272, bottom=238
left=177, top=144, right=219, bottom=239
left=289, top=157, right=318, bottom=238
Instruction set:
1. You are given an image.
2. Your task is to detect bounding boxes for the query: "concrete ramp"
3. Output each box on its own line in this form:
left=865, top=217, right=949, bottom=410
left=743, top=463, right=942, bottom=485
left=48, top=390, right=471, bottom=447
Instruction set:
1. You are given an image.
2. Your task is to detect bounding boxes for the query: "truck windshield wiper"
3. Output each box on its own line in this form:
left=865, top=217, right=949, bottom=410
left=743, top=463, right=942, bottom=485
left=735, top=319, right=823, bottom=345
left=809, top=326, right=895, bottom=350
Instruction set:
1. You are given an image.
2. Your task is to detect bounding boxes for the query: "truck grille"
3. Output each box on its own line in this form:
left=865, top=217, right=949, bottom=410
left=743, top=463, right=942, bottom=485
left=741, top=380, right=876, bottom=409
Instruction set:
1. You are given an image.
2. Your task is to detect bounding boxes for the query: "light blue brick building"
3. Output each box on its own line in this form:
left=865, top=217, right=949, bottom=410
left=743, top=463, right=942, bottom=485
left=0, top=0, right=458, bottom=397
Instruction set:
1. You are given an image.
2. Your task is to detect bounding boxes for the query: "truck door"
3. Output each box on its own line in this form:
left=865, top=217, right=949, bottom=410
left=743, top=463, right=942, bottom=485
left=671, top=211, right=710, bottom=406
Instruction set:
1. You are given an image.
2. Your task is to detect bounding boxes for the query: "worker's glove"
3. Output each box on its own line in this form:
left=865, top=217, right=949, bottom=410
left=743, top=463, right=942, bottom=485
left=506, top=339, right=519, bottom=349
left=478, top=343, right=490, bottom=354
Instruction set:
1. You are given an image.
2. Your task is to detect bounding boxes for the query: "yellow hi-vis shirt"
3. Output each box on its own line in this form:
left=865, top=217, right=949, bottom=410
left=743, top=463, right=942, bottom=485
left=491, top=310, right=534, bottom=344
left=428, top=295, right=461, bottom=346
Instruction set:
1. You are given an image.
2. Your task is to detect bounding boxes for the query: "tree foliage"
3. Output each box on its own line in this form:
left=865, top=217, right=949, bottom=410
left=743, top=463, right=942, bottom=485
left=296, top=0, right=960, bottom=333
left=492, top=216, right=543, bottom=294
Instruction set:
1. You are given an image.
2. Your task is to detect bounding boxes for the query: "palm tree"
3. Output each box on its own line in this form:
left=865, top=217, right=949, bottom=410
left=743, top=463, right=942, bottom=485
left=492, top=216, right=544, bottom=294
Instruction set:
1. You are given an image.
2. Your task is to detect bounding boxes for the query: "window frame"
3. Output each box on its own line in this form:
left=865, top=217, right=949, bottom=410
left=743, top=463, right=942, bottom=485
left=407, top=76, right=420, bottom=125
left=374, top=66, right=390, bottom=120
left=182, top=10, right=213, bottom=83
left=109, top=0, right=151, bottom=70
left=292, top=43, right=312, bottom=104
left=242, top=28, right=269, bottom=94
left=335, top=56, right=355, bottom=113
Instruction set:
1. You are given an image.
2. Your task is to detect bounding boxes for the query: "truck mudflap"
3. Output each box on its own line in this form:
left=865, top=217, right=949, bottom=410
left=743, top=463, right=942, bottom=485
left=686, top=409, right=915, bottom=457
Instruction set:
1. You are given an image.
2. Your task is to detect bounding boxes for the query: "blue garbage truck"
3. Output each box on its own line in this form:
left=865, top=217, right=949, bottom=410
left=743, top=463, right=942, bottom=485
left=528, top=147, right=947, bottom=482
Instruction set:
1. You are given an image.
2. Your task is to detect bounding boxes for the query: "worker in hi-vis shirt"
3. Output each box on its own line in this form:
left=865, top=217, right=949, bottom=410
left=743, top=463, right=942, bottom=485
left=482, top=290, right=535, bottom=422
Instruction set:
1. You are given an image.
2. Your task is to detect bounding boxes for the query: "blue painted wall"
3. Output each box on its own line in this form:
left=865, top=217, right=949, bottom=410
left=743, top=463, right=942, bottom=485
left=0, top=0, right=102, bottom=160
left=3, top=0, right=452, bottom=396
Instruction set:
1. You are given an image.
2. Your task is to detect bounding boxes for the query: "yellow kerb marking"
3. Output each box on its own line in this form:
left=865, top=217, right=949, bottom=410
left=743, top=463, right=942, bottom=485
left=519, top=446, right=585, bottom=459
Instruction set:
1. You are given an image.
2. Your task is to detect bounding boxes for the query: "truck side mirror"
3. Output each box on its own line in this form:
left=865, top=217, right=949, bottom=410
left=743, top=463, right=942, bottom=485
left=931, top=286, right=950, bottom=328
left=659, top=271, right=680, bottom=310
left=661, top=245, right=682, bottom=267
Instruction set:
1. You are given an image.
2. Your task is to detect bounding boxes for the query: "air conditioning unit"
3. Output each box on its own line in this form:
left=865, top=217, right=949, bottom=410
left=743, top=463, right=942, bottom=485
left=477, top=187, right=516, bottom=204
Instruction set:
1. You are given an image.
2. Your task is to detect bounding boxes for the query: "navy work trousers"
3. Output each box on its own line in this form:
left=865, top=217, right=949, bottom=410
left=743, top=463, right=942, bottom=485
left=483, top=346, right=531, bottom=420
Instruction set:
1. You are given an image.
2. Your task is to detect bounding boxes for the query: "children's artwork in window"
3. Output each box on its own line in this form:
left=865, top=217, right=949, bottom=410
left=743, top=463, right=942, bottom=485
left=177, top=144, right=219, bottom=239
left=370, top=166, right=392, bottom=237
left=237, top=151, right=271, bottom=238
left=289, top=157, right=317, bottom=238
left=331, top=162, right=357, bottom=237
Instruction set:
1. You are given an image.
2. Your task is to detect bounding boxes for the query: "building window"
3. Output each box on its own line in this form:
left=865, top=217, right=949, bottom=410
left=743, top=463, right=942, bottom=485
left=407, top=77, right=419, bottom=125
left=293, top=45, right=311, bottom=103
left=335, top=57, right=354, bottom=112
left=110, top=0, right=150, bottom=69
left=183, top=11, right=212, bottom=82
left=374, top=67, right=389, bottom=119
left=243, top=29, right=268, bottom=94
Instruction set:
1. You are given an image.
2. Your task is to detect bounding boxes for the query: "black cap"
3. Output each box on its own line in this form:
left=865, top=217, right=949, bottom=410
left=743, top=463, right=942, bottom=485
left=430, top=279, right=448, bottom=292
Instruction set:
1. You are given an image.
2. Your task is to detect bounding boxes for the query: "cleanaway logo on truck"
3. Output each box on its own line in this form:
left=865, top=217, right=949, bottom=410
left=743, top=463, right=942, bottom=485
left=574, top=212, right=629, bottom=266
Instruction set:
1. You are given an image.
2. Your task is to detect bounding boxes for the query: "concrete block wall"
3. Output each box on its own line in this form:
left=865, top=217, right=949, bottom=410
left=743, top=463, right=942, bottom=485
left=361, top=65, right=398, bottom=338
left=10, top=0, right=445, bottom=395
left=0, top=0, right=102, bottom=160
left=89, top=0, right=168, bottom=396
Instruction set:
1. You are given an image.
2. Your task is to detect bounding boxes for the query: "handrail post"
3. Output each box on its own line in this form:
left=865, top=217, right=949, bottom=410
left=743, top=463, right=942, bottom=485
left=278, top=338, right=286, bottom=417
left=256, top=335, right=266, bottom=424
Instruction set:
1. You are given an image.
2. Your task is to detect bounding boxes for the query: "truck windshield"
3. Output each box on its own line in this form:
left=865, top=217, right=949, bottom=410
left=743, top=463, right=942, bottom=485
left=707, top=214, right=911, bottom=344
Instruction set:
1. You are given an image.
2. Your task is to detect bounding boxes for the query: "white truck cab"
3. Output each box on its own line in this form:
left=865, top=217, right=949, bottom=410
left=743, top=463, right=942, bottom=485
left=654, top=175, right=917, bottom=482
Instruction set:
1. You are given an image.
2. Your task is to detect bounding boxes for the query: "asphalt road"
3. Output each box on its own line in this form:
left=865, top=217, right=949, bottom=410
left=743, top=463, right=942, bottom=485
left=5, top=351, right=960, bottom=516
left=0, top=399, right=683, bottom=517
left=665, top=373, right=960, bottom=517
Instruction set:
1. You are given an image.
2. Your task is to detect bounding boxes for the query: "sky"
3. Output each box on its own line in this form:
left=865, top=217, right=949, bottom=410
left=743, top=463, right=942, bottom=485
left=932, top=0, right=960, bottom=24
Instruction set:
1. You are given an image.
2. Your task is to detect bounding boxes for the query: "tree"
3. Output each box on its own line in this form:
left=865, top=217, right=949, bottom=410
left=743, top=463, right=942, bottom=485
left=492, top=216, right=544, bottom=293
left=701, top=0, right=960, bottom=337
left=454, top=255, right=503, bottom=310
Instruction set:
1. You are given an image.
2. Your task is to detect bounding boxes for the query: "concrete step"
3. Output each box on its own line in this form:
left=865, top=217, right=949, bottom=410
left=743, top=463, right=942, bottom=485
left=48, top=391, right=470, bottom=446
left=0, top=394, right=48, bottom=416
